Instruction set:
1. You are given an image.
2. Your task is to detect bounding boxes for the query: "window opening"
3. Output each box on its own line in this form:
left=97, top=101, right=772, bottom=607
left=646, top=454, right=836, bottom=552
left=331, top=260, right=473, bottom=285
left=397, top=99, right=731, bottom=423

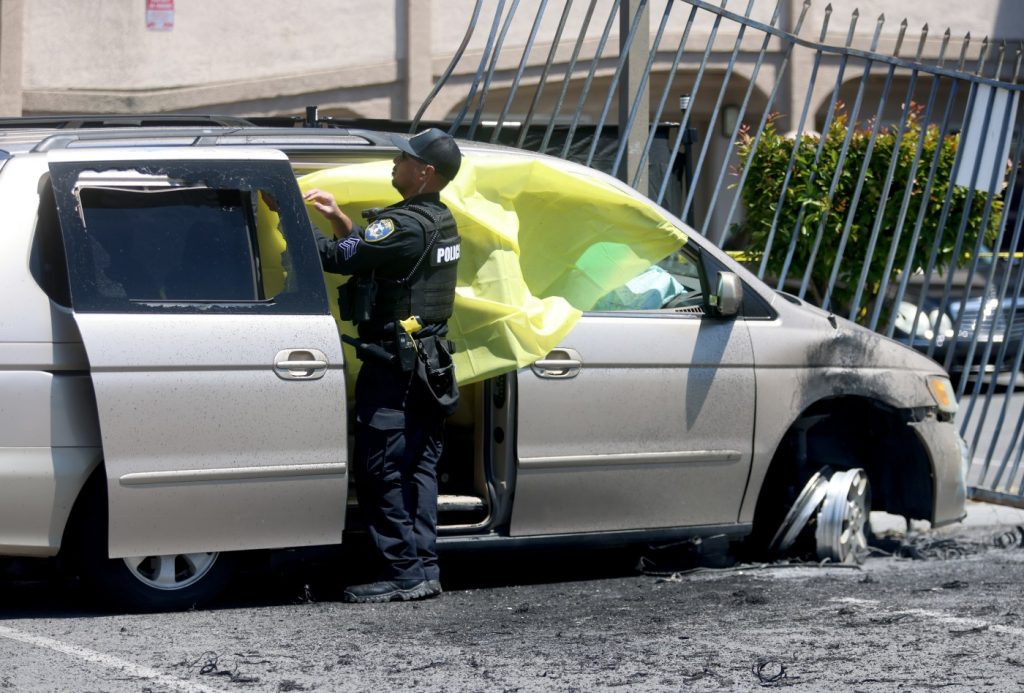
left=74, top=184, right=286, bottom=304
left=591, top=246, right=706, bottom=313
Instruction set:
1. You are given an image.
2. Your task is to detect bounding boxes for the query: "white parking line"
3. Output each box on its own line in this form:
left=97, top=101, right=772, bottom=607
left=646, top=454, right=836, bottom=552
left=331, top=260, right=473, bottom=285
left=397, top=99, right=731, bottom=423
left=0, top=624, right=224, bottom=693
left=833, top=597, right=1024, bottom=638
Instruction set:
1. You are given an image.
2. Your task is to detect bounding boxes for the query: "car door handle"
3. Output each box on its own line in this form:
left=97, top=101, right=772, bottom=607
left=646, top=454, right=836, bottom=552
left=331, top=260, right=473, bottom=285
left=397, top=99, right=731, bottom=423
left=274, top=349, right=329, bottom=380
left=531, top=348, right=582, bottom=379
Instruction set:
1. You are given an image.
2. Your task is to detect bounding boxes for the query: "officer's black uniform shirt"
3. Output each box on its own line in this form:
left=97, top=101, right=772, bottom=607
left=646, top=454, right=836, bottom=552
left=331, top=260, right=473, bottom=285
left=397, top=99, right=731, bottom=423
left=314, top=192, right=443, bottom=279
left=313, top=192, right=453, bottom=341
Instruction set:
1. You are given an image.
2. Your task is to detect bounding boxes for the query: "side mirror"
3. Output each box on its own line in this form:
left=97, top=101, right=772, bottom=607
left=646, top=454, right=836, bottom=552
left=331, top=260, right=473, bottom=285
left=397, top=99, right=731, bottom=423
left=710, top=271, right=742, bottom=317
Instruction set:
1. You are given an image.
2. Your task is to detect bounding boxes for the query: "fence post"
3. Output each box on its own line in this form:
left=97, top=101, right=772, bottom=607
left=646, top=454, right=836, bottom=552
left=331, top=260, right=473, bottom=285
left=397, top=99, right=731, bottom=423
left=618, top=0, right=650, bottom=194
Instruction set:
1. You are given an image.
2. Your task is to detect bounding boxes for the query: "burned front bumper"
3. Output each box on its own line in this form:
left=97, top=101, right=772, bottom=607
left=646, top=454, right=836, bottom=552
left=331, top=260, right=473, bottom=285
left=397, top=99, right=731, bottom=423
left=908, top=417, right=968, bottom=528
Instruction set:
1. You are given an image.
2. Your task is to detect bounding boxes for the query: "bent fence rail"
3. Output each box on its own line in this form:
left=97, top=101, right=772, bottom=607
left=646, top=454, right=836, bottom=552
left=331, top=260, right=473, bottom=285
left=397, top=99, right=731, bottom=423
left=415, top=0, right=1024, bottom=509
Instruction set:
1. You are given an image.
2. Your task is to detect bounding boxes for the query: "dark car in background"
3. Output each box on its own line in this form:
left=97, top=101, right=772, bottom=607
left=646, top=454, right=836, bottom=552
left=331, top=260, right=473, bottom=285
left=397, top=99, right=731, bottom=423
left=894, top=246, right=1024, bottom=387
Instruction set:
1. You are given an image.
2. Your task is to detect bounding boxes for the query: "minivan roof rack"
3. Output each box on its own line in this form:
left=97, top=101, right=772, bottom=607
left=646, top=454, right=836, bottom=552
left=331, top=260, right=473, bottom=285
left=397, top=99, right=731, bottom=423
left=30, top=126, right=397, bottom=153
left=0, top=114, right=258, bottom=130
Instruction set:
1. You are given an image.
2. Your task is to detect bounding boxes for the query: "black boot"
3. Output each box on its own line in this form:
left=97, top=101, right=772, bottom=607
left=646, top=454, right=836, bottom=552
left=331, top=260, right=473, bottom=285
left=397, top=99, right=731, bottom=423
left=342, top=579, right=432, bottom=604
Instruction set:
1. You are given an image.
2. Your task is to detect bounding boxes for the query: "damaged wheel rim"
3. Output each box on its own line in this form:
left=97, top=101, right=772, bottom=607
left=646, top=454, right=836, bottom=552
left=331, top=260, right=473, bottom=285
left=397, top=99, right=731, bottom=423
left=769, top=471, right=830, bottom=556
left=815, top=468, right=870, bottom=564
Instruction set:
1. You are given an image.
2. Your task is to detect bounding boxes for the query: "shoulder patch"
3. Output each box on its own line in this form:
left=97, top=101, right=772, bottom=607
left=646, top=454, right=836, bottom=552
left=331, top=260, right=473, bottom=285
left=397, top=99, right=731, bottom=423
left=364, top=218, right=396, bottom=243
left=337, top=236, right=360, bottom=260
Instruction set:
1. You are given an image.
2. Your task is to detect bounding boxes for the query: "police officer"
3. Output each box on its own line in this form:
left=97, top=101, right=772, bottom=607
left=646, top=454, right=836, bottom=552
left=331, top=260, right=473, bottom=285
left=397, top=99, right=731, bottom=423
left=305, top=128, right=462, bottom=603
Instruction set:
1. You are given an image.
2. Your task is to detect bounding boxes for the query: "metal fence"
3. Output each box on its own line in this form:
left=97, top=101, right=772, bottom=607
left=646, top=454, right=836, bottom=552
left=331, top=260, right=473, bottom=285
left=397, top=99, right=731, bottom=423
left=414, top=0, right=1024, bottom=508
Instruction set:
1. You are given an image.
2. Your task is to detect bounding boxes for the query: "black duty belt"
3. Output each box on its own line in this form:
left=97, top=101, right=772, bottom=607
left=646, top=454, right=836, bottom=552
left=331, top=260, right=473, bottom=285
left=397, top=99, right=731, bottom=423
left=341, top=333, right=399, bottom=366
left=342, top=331, right=455, bottom=371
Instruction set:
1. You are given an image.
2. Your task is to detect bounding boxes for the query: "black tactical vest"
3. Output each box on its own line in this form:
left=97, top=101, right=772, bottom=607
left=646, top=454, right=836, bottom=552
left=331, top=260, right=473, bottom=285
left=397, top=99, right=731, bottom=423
left=370, top=202, right=460, bottom=324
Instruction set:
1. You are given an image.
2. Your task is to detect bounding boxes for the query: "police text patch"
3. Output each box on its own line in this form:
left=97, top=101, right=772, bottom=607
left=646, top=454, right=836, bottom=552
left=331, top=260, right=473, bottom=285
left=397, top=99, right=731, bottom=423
left=431, top=239, right=461, bottom=266
left=364, top=218, right=396, bottom=243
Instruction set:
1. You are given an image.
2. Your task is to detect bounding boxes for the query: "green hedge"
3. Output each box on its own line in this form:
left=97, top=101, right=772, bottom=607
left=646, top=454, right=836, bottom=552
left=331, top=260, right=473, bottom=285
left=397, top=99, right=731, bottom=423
left=733, top=106, right=1003, bottom=321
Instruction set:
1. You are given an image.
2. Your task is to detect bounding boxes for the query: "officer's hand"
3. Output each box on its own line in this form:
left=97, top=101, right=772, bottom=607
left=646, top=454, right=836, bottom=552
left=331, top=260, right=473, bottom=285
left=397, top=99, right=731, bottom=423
left=303, top=188, right=343, bottom=219
left=303, top=188, right=354, bottom=238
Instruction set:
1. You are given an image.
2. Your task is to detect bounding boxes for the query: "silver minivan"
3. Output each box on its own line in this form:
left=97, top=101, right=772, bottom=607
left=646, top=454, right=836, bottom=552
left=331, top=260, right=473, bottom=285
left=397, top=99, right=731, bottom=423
left=0, top=122, right=967, bottom=610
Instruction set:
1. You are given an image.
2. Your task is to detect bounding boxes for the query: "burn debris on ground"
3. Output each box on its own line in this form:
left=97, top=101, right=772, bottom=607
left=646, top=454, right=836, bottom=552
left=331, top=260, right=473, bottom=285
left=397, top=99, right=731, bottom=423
left=878, top=525, right=1024, bottom=560
left=751, top=657, right=789, bottom=686
left=993, top=525, right=1024, bottom=549
left=643, top=523, right=1024, bottom=582
left=949, top=624, right=990, bottom=637
left=178, top=651, right=260, bottom=684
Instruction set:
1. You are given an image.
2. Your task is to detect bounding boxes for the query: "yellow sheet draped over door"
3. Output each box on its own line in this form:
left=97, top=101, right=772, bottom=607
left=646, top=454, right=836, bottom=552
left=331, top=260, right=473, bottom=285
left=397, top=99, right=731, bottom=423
left=267, top=153, right=687, bottom=385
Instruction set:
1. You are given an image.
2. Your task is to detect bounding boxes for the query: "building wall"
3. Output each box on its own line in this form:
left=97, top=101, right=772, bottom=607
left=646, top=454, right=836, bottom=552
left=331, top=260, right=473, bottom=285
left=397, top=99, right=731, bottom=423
left=5, top=0, right=1019, bottom=119
left=19, top=0, right=399, bottom=116
left=23, top=1, right=396, bottom=90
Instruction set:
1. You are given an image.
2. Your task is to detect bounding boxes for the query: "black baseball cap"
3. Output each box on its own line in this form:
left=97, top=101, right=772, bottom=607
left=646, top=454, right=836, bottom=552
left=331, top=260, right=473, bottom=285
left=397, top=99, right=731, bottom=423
left=391, top=128, right=462, bottom=181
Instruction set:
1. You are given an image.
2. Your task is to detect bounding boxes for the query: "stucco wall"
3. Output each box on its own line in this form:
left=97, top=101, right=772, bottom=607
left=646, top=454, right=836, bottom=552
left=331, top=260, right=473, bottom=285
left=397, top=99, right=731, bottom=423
left=429, top=0, right=1021, bottom=54
left=8, top=0, right=1022, bottom=118
left=816, top=0, right=1024, bottom=43
left=22, top=0, right=395, bottom=91
left=23, top=1, right=1018, bottom=94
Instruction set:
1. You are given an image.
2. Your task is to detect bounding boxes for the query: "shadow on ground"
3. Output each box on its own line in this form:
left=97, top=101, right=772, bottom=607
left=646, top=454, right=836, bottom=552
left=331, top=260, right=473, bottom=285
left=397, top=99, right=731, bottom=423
left=0, top=539, right=667, bottom=617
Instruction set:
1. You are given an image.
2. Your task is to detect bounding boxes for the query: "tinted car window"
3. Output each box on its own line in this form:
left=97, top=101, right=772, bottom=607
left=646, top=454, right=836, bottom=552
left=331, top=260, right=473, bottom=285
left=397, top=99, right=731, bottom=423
left=49, top=160, right=329, bottom=316
left=79, top=187, right=261, bottom=302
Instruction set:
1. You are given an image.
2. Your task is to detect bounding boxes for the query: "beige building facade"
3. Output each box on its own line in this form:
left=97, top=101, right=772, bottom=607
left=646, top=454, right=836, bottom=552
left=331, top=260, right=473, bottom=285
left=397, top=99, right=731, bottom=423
left=0, top=0, right=1019, bottom=122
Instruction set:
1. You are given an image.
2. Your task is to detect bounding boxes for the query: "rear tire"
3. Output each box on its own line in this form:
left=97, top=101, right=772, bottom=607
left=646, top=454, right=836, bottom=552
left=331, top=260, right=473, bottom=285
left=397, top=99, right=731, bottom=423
left=83, top=550, right=235, bottom=613
left=64, top=468, right=236, bottom=612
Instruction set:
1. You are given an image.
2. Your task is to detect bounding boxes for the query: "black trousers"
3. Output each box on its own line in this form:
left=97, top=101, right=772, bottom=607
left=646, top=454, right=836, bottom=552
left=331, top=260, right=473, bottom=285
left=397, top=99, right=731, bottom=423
left=352, top=359, right=444, bottom=583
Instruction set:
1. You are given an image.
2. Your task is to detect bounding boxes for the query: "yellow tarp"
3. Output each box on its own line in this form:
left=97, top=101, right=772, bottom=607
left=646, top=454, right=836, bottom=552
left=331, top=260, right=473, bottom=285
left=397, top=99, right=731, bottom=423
left=267, top=153, right=687, bottom=385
